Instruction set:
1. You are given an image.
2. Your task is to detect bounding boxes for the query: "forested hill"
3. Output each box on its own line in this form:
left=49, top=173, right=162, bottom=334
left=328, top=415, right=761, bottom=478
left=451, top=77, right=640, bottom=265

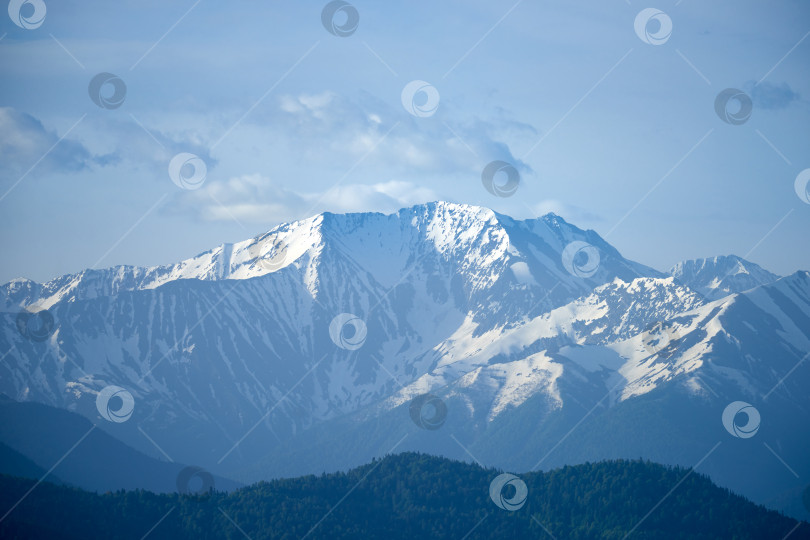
left=0, top=453, right=806, bottom=539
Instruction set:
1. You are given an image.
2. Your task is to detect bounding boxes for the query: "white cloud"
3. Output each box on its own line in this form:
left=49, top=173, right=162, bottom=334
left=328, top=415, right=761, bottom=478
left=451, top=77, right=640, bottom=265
left=164, top=90, right=535, bottom=224
left=279, top=91, right=335, bottom=118
left=178, top=174, right=441, bottom=224
left=265, top=91, right=533, bottom=177
left=0, top=107, right=221, bottom=190
left=0, top=107, right=111, bottom=178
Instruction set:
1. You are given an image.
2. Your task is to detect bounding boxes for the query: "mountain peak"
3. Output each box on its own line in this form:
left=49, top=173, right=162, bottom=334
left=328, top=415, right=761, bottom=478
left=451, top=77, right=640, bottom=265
left=670, top=254, right=769, bottom=275
left=669, top=254, right=780, bottom=301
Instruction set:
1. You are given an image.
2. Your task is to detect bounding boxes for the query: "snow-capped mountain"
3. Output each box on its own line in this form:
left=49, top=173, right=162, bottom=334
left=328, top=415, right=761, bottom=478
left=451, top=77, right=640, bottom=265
left=1, top=202, right=807, bottom=517
left=0, top=203, right=659, bottom=463
left=669, top=254, right=781, bottom=301
left=241, top=271, right=810, bottom=518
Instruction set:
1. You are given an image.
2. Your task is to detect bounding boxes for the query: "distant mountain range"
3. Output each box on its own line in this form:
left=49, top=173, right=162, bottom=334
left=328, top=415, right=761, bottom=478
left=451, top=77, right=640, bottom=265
left=1, top=202, right=807, bottom=520
left=1, top=453, right=806, bottom=539
left=0, top=394, right=240, bottom=494
left=670, top=254, right=781, bottom=301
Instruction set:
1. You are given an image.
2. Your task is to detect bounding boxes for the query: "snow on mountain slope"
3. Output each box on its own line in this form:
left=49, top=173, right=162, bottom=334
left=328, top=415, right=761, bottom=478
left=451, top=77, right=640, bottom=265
left=0, top=202, right=665, bottom=469
left=383, top=275, right=706, bottom=415
left=669, top=255, right=780, bottom=301
left=384, top=269, right=808, bottom=424
left=229, top=273, right=809, bottom=520
left=569, top=271, right=810, bottom=405
left=453, top=352, right=564, bottom=421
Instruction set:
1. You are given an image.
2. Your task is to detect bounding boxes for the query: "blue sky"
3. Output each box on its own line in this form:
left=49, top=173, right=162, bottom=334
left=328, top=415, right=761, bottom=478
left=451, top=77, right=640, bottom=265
left=1, top=0, right=808, bottom=283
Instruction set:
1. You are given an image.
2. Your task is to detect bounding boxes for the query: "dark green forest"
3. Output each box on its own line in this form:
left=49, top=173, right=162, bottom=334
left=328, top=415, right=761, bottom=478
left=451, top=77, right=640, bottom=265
left=0, top=452, right=806, bottom=539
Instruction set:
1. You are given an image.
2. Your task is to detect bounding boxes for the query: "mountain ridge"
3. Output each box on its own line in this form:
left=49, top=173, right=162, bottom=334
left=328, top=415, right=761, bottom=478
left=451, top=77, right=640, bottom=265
left=669, top=254, right=781, bottom=301
left=3, top=202, right=660, bottom=305
left=0, top=394, right=242, bottom=494
left=1, top=452, right=806, bottom=540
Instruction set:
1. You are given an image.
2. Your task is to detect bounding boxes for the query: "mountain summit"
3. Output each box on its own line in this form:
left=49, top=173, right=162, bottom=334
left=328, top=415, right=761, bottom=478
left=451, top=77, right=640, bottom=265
left=669, top=254, right=780, bottom=300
